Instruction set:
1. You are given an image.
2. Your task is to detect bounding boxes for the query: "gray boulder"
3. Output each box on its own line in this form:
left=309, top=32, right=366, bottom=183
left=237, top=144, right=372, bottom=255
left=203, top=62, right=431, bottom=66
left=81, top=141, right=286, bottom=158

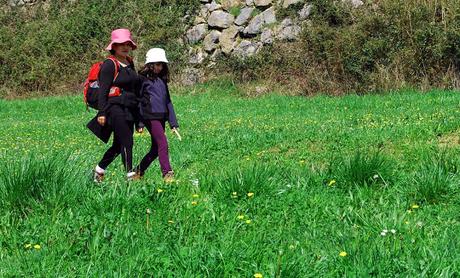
left=244, top=13, right=264, bottom=35
left=298, top=4, right=312, bottom=20
left=262, top=7, right=276, bottom=24
left=275, top=18, right=302, bottom=41
left=280, top=18, right=293, bottom=27
left=243, top=7, right=276, bottom=35
left=199, top=6, right=210, bottom=18
left=234, top=40, right=262, bottom=58
left=261, top=28, right=274, bottom=45
left=203, top=30, right=222, bottom=53
left=220, top=25, right=239, bottom=54
left=235, top=7, right=254, bottom=26
left=206, top=1, right=223, bottom=12
left=186, top=24, right=207, bottom=44
left=208, top=11, right=235, bottom=28
left=342, top=0, right=364, bottom=8
left=189, top=47, right=208, bottom=64
left=194, top=16, right=206, bottom=25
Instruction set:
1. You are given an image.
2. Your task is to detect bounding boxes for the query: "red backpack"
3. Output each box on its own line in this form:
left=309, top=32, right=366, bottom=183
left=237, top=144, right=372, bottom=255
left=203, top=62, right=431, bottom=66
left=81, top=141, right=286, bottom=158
left=83, top=56, right=123, bottom=110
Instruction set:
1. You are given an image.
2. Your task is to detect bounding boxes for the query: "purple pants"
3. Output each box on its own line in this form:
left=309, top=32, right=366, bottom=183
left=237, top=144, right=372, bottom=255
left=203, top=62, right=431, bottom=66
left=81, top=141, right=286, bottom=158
left=138, top=120, right=172, bottom=176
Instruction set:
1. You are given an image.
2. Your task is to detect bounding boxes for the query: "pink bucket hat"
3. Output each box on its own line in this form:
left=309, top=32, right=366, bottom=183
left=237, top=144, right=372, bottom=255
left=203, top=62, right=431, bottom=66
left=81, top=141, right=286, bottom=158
left=105, top=28, right=137, bottom=51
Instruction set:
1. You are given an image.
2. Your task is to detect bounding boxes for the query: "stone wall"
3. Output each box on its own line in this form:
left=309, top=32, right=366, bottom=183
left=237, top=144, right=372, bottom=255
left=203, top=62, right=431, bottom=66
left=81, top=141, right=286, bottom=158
left=185, top=0, right=316, bottom=64
left=8, top=0, right=41, bottom=7
left=181, top=0, right=363, bottom=84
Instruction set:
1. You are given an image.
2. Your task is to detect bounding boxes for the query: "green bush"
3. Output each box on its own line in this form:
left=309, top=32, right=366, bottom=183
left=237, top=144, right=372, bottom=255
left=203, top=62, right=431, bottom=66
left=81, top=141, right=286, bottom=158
left=2, top=0, right=460, bottom=96
left=223, top=0, right=460, bottom=94
left=0, top=0, right=199, bottom=96
left=303, top=0, right=460, bottom=93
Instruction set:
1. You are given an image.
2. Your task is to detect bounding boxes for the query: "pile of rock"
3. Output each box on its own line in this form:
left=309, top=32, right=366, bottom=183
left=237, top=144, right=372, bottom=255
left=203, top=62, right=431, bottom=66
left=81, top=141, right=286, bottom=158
left=8, top=0, right=40, bottom=7
left=185, top=0, right=315, bottom=65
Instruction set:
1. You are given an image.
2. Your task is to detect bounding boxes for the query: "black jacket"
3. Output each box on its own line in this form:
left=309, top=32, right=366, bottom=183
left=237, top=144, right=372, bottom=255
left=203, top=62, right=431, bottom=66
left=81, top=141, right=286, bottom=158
left=97, top=59, right=141, bottom=122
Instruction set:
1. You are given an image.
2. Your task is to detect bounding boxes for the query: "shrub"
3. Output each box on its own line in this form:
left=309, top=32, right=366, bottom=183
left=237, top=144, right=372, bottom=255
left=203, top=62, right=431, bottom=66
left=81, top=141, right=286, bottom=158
left=0, top=0, right=200, bottom=96
left=221, top=0, right=460, bottom=95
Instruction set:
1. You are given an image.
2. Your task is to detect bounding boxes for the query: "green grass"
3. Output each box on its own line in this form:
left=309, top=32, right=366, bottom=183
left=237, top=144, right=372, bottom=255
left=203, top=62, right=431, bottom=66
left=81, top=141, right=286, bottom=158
left=1, top=81, right=460, bottom=276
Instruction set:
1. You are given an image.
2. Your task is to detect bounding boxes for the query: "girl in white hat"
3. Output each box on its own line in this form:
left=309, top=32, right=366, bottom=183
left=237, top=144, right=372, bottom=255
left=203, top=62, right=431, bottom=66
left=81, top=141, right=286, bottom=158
left=134, top=48, right=181, bottom=183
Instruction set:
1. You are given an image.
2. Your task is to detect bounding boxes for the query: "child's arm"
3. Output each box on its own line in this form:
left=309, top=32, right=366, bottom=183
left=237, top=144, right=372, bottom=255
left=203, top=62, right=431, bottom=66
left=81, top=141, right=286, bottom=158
left=165, top=84, right=179, bottom=129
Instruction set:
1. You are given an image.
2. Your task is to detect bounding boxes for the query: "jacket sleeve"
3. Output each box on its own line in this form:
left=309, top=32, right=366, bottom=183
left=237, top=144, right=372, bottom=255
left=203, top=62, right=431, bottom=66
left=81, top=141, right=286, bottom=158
left=97, top=59, right=116, bottom=116
left=165, top=83, right=179, bottom=129
left=135, top=76, right=146, bottom=129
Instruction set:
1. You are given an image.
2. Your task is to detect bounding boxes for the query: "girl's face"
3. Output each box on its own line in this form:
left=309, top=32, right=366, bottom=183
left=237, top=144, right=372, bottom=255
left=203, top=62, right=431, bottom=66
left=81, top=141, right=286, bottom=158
left=112, top=42, right=133, bottom=58
left=153, top=63, right=163, bottom=74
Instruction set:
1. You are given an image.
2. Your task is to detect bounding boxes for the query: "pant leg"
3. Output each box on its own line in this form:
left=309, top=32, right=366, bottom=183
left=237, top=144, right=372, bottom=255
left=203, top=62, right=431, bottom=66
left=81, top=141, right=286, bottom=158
left=98, top=135, right=121, bottom=170
left=138, top=122, right=159, bottom=174
left=149, top=120, right=172, bottom=176
left=98, top=113, right=134, bottom=173
left=111, top=115, right=134, bottom=172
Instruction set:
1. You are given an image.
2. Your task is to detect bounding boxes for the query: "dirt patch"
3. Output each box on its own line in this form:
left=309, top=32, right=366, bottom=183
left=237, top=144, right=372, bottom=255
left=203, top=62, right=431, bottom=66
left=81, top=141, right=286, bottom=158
left=438, top=133, right=460, bottom=148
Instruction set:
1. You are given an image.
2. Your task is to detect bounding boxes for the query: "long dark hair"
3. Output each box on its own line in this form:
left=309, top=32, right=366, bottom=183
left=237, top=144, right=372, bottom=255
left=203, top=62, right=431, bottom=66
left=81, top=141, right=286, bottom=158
left=138, top=62, right=170, bottom=83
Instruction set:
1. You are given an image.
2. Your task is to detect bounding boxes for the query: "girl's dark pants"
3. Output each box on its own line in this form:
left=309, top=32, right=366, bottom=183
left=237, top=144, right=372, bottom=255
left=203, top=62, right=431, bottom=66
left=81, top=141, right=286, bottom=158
left=138, top=120, right=172, bottom=176
left=98, top=107, right=134, bottom=172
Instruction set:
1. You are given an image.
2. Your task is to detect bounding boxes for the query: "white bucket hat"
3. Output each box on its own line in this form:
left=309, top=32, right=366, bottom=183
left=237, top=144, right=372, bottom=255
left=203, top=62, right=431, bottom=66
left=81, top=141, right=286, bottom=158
left=145, top=48, right=169, bottom=64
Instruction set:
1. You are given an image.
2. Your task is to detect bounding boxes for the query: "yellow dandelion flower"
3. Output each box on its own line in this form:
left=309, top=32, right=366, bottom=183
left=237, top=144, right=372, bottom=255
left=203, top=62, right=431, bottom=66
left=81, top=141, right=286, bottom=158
left=34, top=244, right=41, bottom=250
left=237, top=215, right=245, bottom=220
left=247, top=192, right=254, bottom=198
left=254, top=273, right=263, bottom=278
left=339, top=251, right=347, bottom=257
left=157, top=188, right=164, bottom=193
left=411, top=204, right=420, bottom=209
left=192, top=194, right=199, bottom=198
left=24, top=243, right=32, bottom=249
left=246, top=219, right=252, bottom=224
left=191, top=201, right=198, bottom=206
left=328, top=180, right=336, bottom=186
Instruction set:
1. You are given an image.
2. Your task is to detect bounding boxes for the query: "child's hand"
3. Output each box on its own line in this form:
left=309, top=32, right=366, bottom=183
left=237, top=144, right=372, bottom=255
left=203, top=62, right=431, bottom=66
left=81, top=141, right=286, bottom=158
left=172, top=128, right=182, bottom=141
left=136, top=127, right=144, bottom=133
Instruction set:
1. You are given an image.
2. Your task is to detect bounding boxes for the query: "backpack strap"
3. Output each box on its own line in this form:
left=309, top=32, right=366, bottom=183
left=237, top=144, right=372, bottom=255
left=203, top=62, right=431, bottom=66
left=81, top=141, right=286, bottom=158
left=107, top=56, right=120, bottom=82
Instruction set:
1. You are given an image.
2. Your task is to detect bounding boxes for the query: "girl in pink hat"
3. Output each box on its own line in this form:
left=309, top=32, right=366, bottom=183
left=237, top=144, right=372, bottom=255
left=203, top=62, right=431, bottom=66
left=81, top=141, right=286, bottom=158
left=92, top=29, right=143, bottom=183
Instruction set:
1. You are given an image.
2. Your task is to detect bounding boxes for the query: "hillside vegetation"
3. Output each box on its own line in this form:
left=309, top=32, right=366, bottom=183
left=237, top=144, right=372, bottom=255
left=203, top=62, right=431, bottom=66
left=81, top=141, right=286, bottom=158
left=1, top=0, right=460, bottom=96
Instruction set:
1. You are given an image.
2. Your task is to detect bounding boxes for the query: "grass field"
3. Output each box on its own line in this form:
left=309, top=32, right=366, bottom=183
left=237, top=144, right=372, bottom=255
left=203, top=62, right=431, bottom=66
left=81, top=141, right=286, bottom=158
left=1, top=81, right=460, bottom=276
